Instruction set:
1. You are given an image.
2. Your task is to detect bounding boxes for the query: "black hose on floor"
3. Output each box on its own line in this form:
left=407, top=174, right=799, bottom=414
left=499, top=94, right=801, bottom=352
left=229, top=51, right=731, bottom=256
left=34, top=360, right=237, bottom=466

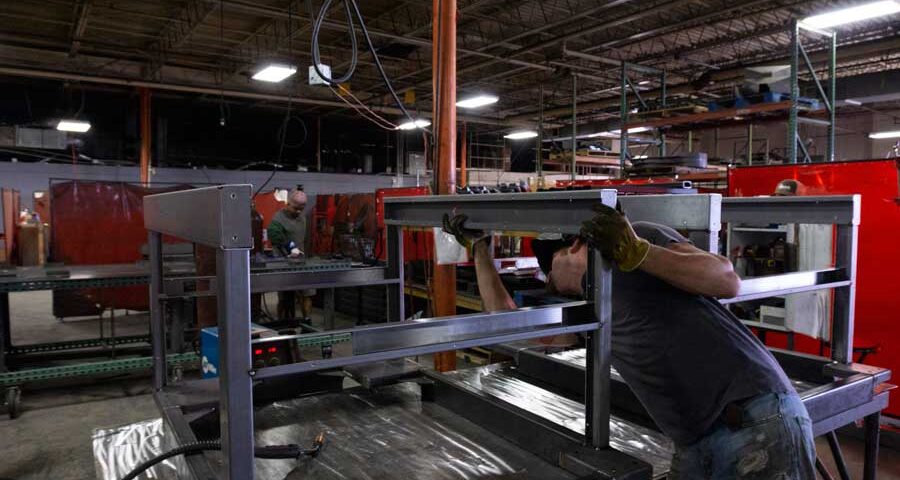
left=120, top=433, right=325, bottom=480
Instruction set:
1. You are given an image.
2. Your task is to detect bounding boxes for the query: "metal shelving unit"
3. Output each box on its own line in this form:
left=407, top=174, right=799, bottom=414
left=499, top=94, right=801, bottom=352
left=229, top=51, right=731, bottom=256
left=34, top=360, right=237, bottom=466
left=618, top=19, right=837, bottom=165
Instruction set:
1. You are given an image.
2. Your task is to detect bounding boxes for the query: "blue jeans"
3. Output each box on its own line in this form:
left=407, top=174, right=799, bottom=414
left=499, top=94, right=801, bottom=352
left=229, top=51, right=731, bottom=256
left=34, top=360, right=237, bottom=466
left=669, top=392, right=816, bottom=479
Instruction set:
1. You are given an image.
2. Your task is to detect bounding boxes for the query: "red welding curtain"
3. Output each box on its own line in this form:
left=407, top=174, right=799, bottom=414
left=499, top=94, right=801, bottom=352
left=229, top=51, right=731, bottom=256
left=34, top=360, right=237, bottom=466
left=50, top=181, right=189, bottom=311
left=728, top=159, right=900, bottom=417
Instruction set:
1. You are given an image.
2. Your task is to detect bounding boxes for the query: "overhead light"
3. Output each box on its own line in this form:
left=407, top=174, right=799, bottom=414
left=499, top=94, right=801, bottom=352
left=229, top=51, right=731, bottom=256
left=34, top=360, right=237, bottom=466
left=397, top=119, right=431, bottom=130
left=252, top=64, right=297, bottom=82
left=456, top=94, right=499, bottom=109
left=56, top=120, right=91, bottom=133
left=800, top=1, right=900, bottom=29
left=844, top=99, right=863, bottom=106
left=504, top=131, right=538, bottom=140
left=610, top=126, right=652, bottom=135
left=868, top=130, right=900, bottom=139
left=638, top=80, right=651, bottom=85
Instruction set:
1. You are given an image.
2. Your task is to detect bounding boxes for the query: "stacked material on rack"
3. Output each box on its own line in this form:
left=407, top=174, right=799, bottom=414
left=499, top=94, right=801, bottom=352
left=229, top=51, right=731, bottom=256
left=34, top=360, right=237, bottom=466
left=626, top=153, right=714, bottom=177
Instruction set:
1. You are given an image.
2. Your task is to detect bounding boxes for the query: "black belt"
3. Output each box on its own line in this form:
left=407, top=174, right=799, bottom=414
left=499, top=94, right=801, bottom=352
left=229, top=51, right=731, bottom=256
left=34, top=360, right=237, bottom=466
left=721, top=402, right=745, bottom=430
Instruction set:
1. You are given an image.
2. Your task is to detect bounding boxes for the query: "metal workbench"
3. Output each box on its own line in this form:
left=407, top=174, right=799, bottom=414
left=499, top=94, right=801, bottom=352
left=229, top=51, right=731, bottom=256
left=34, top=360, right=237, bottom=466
left=0, top=258, right=361, bottom=418
left=143, top=186, right=891, bottom=479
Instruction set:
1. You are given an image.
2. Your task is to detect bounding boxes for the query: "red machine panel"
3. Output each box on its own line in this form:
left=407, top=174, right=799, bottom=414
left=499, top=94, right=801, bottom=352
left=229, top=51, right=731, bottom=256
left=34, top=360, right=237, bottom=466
left=728, top=160, right=900, bottom=417
left=376, top=186, right=432, bottom=261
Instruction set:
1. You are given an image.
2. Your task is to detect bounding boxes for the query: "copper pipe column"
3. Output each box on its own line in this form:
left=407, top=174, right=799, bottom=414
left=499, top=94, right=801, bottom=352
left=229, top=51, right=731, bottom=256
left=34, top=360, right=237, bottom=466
left=432, top=0, right=457, bottom=372
left=139, top=87, right=152, bottom=186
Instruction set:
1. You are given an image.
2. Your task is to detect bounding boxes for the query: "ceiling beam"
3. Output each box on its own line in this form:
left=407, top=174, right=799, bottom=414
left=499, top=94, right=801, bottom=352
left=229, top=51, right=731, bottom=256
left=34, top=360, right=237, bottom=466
left=146, top=0, right=220, bottom=79
left=68, top=0, right=91, bottom=58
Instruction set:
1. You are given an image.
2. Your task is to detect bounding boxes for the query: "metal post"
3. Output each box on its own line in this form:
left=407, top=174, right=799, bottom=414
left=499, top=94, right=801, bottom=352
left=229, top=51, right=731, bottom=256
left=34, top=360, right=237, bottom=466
left=659, top=70, right=667, bottom=157
left=687, top=130, right=693, bottom=153
left=0, top=292, right=9, bottom=372
left=537, top=84, right=544, bottom=177
left=148, top=231, right=166, bottom=390
left=832, top=223, right=858, bottom=364
left=571, top=73, right=577, bottom=180
left=324, top=288, right=336, bottom=330
left=386, top=225, right=405, bottom=322
left=431, top=0, right=457, bottom=372
left=317, top=116, right=323, bottom=172
left=713, top=128, right=719, bottom=159
left=788, top=19, right=800, bottom=164
left=217, top=248, right=254, bottom=480
left=747, top=123, right=754, bottom=165
left=827, top=31, right=837, bottom=162
left=619, top=61, right=628, bottom=175
left=584, top=247, right=612, bottom=448
left=139, top=87, right=152, bottom=186
left=863, top=412, right=880, bottom=480
left=825, top=431, right=851, bottom=480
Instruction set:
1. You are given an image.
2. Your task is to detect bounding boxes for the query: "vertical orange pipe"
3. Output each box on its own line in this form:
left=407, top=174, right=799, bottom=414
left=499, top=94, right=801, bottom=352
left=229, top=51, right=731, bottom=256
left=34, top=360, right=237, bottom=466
left=432, top=0, right=457, bottom=372
left=139, top=87, right=152, bottom=186
left=459, top=121, right=467, bottom=187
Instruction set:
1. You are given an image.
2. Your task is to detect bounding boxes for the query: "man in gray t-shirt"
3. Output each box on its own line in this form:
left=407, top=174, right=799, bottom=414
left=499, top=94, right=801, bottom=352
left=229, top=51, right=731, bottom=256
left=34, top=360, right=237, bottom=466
left=443, top=205, right=816, bottom=479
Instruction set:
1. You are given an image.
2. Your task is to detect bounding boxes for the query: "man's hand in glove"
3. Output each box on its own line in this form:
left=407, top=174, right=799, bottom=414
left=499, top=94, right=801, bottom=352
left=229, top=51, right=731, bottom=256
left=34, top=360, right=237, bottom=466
left=442, top=213, right=489, bottom=249
left=579, top=204, right=650, bottom=272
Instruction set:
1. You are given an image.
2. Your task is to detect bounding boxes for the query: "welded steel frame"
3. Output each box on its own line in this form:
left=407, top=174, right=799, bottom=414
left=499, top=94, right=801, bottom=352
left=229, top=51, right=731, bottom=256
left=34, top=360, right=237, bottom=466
left=788, top=18, right=837, bottom=164
left=619, top=61, right=667, bottom=173
left=500, top=194, right=888, bottom=480
left=146, top=186, right=627, bottom=479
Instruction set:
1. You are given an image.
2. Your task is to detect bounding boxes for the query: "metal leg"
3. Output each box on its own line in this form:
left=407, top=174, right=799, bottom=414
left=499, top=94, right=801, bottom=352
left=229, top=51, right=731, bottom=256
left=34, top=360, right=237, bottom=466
left=584, top=248, right=612, bottom=448
left=825, top=431, right=851, bottom=480
left=815, top=457, right=836, bottom=480
left=324, top=288, right=335, bottom=330
left=148, top=231, right=167, bottom=390
left=0, top=292, right=9, bottom=372
left=832, top=224, right=858, bottom=364
left=863, top=412, right=880, bottom=480
left=386, top=225, right=405, bottom=322
left=216, top=248, right=254, bottom=480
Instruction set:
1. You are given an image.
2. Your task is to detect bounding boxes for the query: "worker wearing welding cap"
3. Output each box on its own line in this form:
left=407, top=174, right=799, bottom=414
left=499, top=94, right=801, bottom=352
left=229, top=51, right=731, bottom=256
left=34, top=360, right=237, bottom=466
left=269, top=188, right=315, bottom=322
left=443, top=206, right=816, bottom=479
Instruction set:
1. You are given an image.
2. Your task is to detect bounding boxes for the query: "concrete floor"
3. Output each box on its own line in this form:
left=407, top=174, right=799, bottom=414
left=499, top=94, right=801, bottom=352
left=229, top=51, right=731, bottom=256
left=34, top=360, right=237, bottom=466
left=1, top=290, right=899, bottom=479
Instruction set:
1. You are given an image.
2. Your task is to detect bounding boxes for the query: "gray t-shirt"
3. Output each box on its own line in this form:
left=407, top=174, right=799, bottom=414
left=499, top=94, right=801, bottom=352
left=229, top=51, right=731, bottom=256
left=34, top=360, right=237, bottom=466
left=610, top=221, right=793, bottom=445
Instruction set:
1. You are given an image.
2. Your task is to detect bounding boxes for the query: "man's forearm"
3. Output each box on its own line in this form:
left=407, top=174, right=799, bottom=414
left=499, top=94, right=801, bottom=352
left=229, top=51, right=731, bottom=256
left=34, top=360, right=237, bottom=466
left=472, top=241, right=517, bottom=311
left=639, top=244, right=740, bottom=298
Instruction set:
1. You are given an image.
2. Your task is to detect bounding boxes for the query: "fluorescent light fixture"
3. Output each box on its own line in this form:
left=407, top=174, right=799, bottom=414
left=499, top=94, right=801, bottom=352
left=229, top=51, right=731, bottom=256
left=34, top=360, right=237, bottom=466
left=634, top=155, right=649, bottom=159
left=56, top=120, right=91, bottom=133
left=868, top=130, right=900, bottom=139
left=638, top=80, right=651, bottom=85
left=801, top=1, right=900, bottom=29
left=456, top=94, right=499, bottom=109
left=610, top=126, right=652, bottom=135
left=252, top=64, right=297, bottom=82
left=397, top=119, right=431, bottom=130
left=844, top=99, right=863, bottom=106
left=504, top=131, right=538, bottom=140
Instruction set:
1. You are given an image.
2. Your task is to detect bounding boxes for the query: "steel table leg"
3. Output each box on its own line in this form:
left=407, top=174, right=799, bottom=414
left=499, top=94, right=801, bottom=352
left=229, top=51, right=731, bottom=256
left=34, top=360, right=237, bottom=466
left=0, top=292, right=9, bottom=372
left=815, top=457, right=836, bottom=480
left=324, top=288, right=335, bottom=330
left=863, top=412, right=880, bottom=480
left=217, top=248, right=254, bottom=480
left=825, top=431, right=851, bottom=480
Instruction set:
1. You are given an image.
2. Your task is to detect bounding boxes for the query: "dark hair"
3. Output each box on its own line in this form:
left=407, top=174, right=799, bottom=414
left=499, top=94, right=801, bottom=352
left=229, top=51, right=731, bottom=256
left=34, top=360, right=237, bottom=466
left=531, top=235, right=578, bottom=275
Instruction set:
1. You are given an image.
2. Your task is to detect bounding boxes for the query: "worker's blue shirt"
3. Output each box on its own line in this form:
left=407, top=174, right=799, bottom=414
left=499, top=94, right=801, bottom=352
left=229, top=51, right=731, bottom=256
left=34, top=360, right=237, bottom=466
left=611, top=222, right=793, bottom=446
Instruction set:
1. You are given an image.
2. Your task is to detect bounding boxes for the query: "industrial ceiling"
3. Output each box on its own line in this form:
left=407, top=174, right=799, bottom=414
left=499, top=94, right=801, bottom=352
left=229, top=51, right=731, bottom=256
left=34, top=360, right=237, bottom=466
left=0, top=0, right=898, bottom=128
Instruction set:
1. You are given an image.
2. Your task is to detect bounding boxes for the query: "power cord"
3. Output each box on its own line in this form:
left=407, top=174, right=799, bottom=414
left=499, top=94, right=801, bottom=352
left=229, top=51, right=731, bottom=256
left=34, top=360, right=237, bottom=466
left=310, top=0, right=424, bottom=132
left=120, top=433, right=325, bottom=480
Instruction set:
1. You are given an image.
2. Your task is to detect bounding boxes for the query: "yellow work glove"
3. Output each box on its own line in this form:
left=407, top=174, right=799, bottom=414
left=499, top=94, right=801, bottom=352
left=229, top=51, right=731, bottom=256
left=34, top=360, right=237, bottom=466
left=442, top=213, right=489, bottom=249
left=579, top=204, right=650, bottom=272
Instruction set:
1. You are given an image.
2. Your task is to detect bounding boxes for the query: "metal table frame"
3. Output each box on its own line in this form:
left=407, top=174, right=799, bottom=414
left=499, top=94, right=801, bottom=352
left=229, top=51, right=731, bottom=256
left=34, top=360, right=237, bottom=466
left=494, top=194, right=889, bottom=480
left=146, top=187, right=627, bottom=479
